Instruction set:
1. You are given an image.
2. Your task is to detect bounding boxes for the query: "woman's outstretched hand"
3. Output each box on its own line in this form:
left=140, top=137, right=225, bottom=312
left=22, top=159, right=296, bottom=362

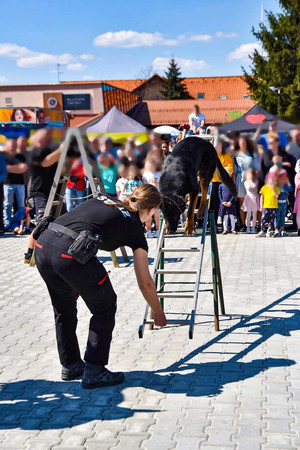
left=153, top=309, right=167, bottom=327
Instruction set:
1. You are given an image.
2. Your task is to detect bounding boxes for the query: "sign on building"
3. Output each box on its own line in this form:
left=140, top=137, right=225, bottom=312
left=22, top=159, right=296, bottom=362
left=63, top=94, right=91, bottom=110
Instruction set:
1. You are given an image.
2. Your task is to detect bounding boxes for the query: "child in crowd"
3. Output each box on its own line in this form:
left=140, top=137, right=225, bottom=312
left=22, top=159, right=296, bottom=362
left=97, top=152, right=119, bottom=197
left=10, top=203, right=32, bottom=235
left=115, top=162, right=129, bottom=199
left=65, top=157, right=86, bottom=211
left=142, top=158, right=161, bottom=185
left=274, top=169, right=293, bottom=237
left=294, top=159, right=300, bottom=236
left=119, top=162, right=142, bottom=201
left=142, top=158, right=161, bottom=238
left=218, top=182, right=237, bottom=235
left=241, top=168, right=260, bottom=233
left=257, top=173, right=280, bottom=237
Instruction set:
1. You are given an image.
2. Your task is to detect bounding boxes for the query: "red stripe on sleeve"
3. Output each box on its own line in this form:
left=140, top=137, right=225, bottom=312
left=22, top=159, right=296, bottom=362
left=60, top=253, right=74, bottom=259
left=98, top=273, right=108, bottom=285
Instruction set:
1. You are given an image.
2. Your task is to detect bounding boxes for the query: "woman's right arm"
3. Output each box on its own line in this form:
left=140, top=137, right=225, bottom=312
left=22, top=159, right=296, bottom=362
left=133, top=248, right=167, bottom=326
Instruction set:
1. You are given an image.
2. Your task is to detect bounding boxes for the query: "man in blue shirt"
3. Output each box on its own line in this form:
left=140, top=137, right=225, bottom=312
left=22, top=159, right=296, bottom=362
left=257, top=120, right=288, bottom=151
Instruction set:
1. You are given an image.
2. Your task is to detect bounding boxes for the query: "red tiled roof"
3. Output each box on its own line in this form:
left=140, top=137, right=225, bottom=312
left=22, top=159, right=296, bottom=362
left=61, top=75, right=252, bottom=100
left=60, top=79, right=144, bottom=91
left=131, top=98, right=256, bottom=127
left=182, top=75, right=251, bottom=100
left=69, top=114, right=101, bottom=127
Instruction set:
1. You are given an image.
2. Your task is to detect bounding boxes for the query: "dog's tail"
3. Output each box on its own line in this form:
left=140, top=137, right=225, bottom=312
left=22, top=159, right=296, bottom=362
left=215, top=158, right=237, bottom=196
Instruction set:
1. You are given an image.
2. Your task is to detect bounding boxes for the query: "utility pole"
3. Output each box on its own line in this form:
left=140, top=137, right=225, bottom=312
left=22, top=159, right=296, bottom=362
left=57, top=64, right=63, bottom=83
left=261, top=3, right=264, bottom=24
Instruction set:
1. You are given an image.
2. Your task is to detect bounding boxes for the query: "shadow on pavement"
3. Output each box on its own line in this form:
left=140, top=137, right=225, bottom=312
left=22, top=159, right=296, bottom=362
left=0, top=288, right=298, bottom=430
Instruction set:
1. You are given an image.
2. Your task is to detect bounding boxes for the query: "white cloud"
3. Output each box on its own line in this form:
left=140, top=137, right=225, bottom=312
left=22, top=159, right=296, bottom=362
left=189, top=34, right=212, bottom=42
left=18, top=53, right=75, bottom=68
left=80, top=54, right=94, bottom=61
left=0, top=76, right=7, bottom=83
left=94, top=30, right=177, bottom=48
left=0, top=43, right=31, bottom=58
left=228, top=43, right=262, bottom=61
left=66, top=63, right=87, bottom=71
left=153, top=57, right=208, bottom=72
left=83, top=75, right=95, bottom=80
left=0, top=42, right=80, bottom=68
left=216, top=32, right=238, bottom=39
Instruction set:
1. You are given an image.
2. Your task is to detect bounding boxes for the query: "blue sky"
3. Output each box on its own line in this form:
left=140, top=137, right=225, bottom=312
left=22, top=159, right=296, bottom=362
left=0, top=0, right=282, bottom=85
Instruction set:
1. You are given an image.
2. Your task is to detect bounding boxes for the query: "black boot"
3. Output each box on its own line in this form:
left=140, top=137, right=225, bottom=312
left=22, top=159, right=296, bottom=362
left=82, top=362, right=124, bottom=389
left=61, top=360, right=85, bottom=381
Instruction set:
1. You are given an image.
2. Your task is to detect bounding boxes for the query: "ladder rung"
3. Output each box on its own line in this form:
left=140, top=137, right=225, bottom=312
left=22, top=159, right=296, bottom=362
left=161, top=248, right=199, bottom=253
left=52, top=200, right=63, bottom=206
left=155, top=270, right=197, bottom=275
left=157, top=293, right=194, bottom=298
left=145, top=319, right=190, bottom=325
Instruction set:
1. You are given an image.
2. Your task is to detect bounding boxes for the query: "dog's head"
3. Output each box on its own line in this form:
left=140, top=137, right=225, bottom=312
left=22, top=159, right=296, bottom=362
left=161, top=193, right=186, bottom=234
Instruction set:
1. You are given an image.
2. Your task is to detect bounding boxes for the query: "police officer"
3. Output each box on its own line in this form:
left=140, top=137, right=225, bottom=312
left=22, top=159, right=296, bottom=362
left=34, top=184, right=167, bottom=389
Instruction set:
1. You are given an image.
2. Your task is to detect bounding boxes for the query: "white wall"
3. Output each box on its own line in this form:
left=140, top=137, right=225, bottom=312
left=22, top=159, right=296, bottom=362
left=0, top=86, right=104, bottom=114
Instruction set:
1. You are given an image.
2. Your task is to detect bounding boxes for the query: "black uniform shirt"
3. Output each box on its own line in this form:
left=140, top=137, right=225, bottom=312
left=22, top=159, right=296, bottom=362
left=29, top=146, right=58, bottom=197
left=55, top=195, right=148, bottom=253
left=3, top=153, right=26, bottom=185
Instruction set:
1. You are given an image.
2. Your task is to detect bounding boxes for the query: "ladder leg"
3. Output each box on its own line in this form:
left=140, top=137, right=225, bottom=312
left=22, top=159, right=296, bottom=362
left=159, top=239, right=165, bottom=310
left=120, top=246, right=129, bottom=262
left=215, top=239, right=225, bottom=315
left=209, top=211, right=220, bottom=331
left=110, top=251, right=119, bottom=268
left=149, top=273, right=158, bottom=330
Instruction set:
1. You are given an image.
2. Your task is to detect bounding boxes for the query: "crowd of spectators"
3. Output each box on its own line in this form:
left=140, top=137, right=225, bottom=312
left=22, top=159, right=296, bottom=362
left=0, top=121, right=299, bottom=241
left=210, top=120, right=300, bottom=236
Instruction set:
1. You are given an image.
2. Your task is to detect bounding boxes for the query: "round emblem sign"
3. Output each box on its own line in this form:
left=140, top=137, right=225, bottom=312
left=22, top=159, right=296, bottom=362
left=47, top=97, right=58, bottom=108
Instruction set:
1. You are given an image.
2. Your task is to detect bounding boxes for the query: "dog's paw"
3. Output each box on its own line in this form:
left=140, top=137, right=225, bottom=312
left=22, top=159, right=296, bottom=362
left=184, top=221, right=195, bottom=236
left=196, top=207, right=205, bottom=219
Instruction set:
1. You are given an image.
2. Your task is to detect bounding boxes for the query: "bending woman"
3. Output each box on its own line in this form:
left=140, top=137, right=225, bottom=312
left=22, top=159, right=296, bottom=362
left=34, top=184, right=166, bottom=389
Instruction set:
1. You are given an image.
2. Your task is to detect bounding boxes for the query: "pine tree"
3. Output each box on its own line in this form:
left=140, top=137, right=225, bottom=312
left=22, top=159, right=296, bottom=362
left=243, top=0, right=300, bottom=122
left=161, top=58, right=188, bottom=100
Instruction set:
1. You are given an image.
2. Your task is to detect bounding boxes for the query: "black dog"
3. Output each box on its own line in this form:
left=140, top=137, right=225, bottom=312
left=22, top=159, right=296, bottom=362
left=160, top=136, right=236, bottom=235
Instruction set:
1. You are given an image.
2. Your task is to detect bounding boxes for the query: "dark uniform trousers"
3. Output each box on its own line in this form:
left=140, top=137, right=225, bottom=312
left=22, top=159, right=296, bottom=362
left=35, top=229, right=117, bottom=367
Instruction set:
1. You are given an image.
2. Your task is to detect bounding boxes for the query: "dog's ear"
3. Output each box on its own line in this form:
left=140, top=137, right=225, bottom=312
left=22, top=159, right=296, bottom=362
left=173, top=195, right=186, bottom=213
left=161, top=194, right=186, bottom=213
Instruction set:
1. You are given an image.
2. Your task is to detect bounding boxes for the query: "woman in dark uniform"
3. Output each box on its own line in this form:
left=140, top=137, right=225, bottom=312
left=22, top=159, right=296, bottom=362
left=34, top=184, right=166, bottom=389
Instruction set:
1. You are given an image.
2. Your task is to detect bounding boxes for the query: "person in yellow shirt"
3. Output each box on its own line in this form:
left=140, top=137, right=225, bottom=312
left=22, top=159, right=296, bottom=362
left=210, top=140, right=234, bottom=225
left=256, top=173, right=280, bottom=237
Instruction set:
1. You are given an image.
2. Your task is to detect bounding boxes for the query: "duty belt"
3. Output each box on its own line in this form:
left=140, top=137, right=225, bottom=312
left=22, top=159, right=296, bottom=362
left=48, top=222, right=79, bottom=240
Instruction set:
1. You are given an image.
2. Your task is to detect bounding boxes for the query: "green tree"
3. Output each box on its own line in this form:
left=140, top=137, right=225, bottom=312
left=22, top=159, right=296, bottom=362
left=243, top=0, right=300, bottom=122
left=161, top=57, right=188, bottom=99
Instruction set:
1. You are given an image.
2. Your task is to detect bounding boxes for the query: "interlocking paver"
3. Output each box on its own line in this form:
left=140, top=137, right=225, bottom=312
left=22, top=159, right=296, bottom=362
left=0, top=231, right=299, bottom=449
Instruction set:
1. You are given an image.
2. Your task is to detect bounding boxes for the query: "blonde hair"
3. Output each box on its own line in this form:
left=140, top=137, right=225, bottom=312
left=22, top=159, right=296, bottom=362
left=105, top=184, right=162, bottom=212
left=268, top=131, right=279, bottom=142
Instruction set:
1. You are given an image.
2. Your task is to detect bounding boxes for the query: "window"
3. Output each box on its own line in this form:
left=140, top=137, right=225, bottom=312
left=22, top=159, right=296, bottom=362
left=219, top=95, right=227, bottom=100
left=5, top=97, right=13, bottom=105
left=197, top=93, right=205, bottom=99
left=243, top=94, right=251, bottom=98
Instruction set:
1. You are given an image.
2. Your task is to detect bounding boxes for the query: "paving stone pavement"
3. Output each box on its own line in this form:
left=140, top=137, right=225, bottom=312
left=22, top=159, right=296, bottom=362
left=0, top=229, right=300, bottom=450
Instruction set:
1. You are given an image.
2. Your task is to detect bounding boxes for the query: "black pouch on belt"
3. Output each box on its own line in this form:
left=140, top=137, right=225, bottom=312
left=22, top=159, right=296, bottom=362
left=67, top=230, right=103, bottom=264
left=32, top=215, right=55, bottom=240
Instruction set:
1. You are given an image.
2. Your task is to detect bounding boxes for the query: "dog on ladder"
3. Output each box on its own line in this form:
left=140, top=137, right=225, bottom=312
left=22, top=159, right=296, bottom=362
left=160, top=136, right=236, bottom=235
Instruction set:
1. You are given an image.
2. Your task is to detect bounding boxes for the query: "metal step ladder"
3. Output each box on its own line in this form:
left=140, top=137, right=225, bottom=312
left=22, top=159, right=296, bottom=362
left=31, top=127, right=128, bottom=267
left=138, top=186, right=225, bottom=339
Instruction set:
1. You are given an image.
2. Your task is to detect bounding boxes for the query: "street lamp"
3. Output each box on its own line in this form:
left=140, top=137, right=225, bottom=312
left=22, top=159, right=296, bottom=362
left=269, top=86, right=281, bottom=115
